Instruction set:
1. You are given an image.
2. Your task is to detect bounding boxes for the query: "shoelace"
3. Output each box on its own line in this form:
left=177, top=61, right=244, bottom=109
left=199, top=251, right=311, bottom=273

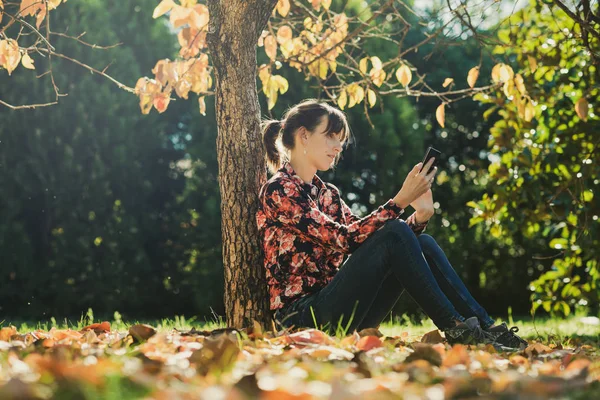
left=471, top=325, right=488, bottom=342
left=498, top=326, right=527, bottom=347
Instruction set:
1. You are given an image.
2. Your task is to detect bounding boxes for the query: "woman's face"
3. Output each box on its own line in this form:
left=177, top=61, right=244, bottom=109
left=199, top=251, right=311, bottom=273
left=302, top=116, right=344, bottom=171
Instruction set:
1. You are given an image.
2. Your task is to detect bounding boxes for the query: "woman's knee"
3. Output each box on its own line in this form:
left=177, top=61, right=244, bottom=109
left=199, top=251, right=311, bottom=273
left=417, top=233, right=438, bottom=252
left=381, top=219, right=414, bottom=238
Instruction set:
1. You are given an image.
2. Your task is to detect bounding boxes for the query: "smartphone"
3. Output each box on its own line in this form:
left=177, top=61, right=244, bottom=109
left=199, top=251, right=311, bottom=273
left=419, top=146, right=441, bottom=173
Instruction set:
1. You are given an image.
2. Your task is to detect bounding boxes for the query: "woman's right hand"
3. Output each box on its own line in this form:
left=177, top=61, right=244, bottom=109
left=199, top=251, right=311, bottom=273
left=393, top=158, right=438, bottom=209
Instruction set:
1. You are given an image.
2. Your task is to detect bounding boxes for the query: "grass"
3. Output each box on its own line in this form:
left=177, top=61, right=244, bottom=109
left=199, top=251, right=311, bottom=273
left=379, top=313, right=600, bottom=347
left=4, top=308, right=599, bottom=347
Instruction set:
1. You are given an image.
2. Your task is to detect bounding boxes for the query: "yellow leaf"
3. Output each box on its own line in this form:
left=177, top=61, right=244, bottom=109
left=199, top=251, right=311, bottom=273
left=499, top=64, right=514, bottom=82
left=514, top=74, right=526, bottom=95
left=322, top=0, right=332, bottom=10
left=199, top=96, right=206, bottom=116
left=359, top=57, right=368, bottom=75
left=258, top=64, right=270, bottom=85
left=337, top=90, right=347, bottom=110
left=0, top=39, right=21, bottom=75
left=467, top=66, right=479, bottom=88
left=276, top=25, right=293, bottom=45
left=575, top=98, right=588, bottom=122
left=179, top=0, right=197, bottom=6
left=271, top=75, right=289, bottom=94
left=491, top=63, right=503, bottom=83
left=264, top=35, right=277, bottom=61
left=527, top=55, right=537, bottom=73
left=503, top=79, right=514, bottom=98
left=318, top=59, right=328, bottom=79
left=153, top=91, right=171, bottom=113
left=442, top=78, right=454, bottom=88
left=367, top=89, right=376, bottom=108
left=524, top=100, right=535, bottom=122
left=170, top=6, right=192, bottom=28
left=370, top=56, right=382, bottom=70
left=21, top=52, right=35, bottom=69
left=395, top=64, right=412, bottom=87
left=153, top=0, right=174, bottom=19
left=276, top=0, right=290, bottom=17
left=436, top=103, right=445, bottom=128
left=189, top=4, right=209, bottom=30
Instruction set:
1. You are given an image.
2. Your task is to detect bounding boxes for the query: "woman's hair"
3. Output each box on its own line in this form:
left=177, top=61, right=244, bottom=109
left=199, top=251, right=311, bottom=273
left=262, top=99, right=351, bottom=174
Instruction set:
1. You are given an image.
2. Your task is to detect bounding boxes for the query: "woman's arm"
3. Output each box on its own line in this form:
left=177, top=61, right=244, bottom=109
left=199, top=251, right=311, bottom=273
left=404, top=211, right=429, bottom=235
left=340, top=197, right=361, bottom=225
left=342, top=196, right=428, bottom=235
left=262, top=180, right=404, bottom=254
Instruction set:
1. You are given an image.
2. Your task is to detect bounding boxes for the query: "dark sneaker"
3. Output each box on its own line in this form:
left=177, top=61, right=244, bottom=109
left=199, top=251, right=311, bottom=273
left=484, top=323, right=528, bottom=351
left=442, top=317, right=488, bottom=345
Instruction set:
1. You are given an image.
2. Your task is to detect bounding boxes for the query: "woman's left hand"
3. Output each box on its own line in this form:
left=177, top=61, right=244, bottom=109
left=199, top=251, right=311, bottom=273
left=410, top=188, right=434, bottom=216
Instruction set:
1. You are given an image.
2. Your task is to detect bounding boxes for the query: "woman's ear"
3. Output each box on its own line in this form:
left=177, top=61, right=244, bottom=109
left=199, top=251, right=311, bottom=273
left=299, top=127, right=309, bottom=145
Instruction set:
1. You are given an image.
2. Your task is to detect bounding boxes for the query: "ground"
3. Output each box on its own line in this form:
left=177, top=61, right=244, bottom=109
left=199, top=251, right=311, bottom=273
left=0, top=315, right=598, bottom=399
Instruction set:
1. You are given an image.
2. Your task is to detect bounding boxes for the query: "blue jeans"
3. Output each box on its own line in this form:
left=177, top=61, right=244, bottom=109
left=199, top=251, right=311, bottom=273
left=274, top=219, right=495, bottom=333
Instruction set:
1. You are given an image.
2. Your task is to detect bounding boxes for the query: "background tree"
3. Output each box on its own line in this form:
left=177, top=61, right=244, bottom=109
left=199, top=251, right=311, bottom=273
left=470, top=2, right=599, bottom=316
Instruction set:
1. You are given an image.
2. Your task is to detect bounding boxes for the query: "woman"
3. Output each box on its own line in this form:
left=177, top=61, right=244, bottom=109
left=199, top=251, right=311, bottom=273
left=256, top=99, right=527, bottom=350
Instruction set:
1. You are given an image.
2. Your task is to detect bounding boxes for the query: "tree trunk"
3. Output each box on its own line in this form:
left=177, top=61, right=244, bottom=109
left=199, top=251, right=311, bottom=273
left=206, top=0, right=277, bottom=329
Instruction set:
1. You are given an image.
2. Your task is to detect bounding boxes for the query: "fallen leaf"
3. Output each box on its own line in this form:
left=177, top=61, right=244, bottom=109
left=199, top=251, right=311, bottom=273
left=420, top=329, right=444, bottom=344
left=0, top=326, right=17, bottom=341
left=81, top=321, right=111, bottom=334
left=356, top=335, right=382, bottom=351
left=523, top=342, right=553, bottom=357
left=129, top=324, right=157, bottom=342
left=405, top=343, right=442, bottom=366
left=357, top=328, right=383, bottom=338
left=287, top=329, right=334, bottom=346
left=190, top=334, right=240, bottom=375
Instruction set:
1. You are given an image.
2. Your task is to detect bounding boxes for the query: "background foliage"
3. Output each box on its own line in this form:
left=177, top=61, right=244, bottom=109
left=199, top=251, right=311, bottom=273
left=0, top=0, right=596, bottom=321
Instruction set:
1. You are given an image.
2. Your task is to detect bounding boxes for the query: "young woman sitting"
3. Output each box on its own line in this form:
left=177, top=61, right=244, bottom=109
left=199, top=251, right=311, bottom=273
left=255, top=99, right=528, bottom=350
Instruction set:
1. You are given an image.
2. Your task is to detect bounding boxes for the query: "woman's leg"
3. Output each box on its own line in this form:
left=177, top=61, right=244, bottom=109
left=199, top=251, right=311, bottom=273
left=355, top=272, right=405, bottom=331
left=277, top=220, right=465, bottom=333
left=417, top=234, right=495, bottom=329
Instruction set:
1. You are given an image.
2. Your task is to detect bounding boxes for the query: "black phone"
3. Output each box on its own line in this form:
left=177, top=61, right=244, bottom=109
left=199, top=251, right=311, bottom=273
left=419, top=146, right=441, bottom=173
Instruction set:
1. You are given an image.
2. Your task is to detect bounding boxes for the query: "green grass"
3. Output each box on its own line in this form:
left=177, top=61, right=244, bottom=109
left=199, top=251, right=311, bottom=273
left=380, top=314, right=600, bottom=347
left=3, top=308, right=599, bottom=348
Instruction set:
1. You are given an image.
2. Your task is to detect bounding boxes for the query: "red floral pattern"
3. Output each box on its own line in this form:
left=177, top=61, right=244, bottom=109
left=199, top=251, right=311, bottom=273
left=256, top=161, right=429, bottom=311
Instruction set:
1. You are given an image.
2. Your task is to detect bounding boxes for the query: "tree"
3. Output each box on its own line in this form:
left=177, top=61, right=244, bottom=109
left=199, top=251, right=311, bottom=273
left=470, top=2, right=599, bottom=316
left=3, top=0, right=598, bottom=327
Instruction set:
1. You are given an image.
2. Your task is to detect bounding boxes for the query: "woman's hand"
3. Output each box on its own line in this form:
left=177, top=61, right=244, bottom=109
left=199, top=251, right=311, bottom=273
left=411, top=188, right=434, bottom=222
left=393, top=157, right=437, bottom=209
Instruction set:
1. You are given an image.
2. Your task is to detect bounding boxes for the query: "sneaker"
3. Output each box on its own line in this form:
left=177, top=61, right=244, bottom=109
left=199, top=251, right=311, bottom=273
left=442, top=317, right=488, bottom=345
left=484, top=323, right=528, bottom=351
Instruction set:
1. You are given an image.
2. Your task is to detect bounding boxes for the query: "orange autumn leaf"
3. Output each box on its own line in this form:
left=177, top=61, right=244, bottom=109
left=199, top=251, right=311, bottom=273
left=153, top=91, right=172, bottom=113
left=436, top=103, right=445, bottom=128
left=21, top=52, right=35, bottom=69
left=152, top=0, right=175, bottom=19
left=0, top=326, right=17, bottom=341
left=264, top=35, right=277, bottom=61
left=575, top=98, right=588, bottom=121
left=0, top=39, right=22, bottom=75
left=276, top=0, right=290, bottom=17
left=467, top=66, right=479, bottom=88
left=356, top=335, right=383, bottom=351
left=395, top=64, right=412, bottom=87
left=81, top=321, right=111, bottom=334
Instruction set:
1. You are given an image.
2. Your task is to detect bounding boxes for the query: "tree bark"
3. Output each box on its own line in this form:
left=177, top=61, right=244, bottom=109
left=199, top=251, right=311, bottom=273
left=206, top=0, right=277, bottom=329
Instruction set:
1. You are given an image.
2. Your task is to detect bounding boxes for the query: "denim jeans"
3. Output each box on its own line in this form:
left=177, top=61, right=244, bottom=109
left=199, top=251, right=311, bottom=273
left=274, top=219, right=495, bottom=333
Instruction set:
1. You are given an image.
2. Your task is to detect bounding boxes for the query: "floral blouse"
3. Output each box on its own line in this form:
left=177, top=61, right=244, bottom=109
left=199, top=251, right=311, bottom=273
left=256, top=161, right=429, bottom=311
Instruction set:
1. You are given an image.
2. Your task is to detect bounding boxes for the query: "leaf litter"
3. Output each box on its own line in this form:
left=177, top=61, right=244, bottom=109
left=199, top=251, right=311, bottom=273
left=0, top=322, right=598, bottom=399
